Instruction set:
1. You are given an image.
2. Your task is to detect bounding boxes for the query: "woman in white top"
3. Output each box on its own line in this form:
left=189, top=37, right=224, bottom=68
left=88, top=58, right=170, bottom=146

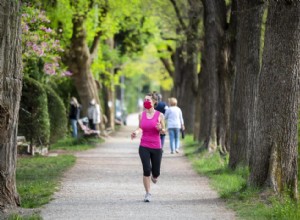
left=87, top=99, right=101, bottom=130
left=164, top=97, right=185, bottom=153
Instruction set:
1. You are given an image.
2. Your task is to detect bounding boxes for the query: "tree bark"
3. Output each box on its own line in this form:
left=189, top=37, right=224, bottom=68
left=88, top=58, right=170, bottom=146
left=102, top=39, right=115, bottom=130
left=67, top=16, right=100, bottom=116
left=174, top=1, right=201, bottom=134
left=216, top=0, right=237, bottom=154
left=228, top=0, right=264, bottom=169
left=249, top=1, right=300, bottom=198
left=0, top=0, right=22, bottom=210
left=198, top=0, right=226, bottom=150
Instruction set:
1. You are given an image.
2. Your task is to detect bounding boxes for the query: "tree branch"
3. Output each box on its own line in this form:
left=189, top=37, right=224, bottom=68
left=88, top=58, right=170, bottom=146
left=161, top=36, right=178, bottom=41
left=90, top=0, right=108, bottom=61
left=169, top=0, right=187, bottom=31
left=160, top=57, right=174, bottom=78
left=158, top=47, right=175, bottom=78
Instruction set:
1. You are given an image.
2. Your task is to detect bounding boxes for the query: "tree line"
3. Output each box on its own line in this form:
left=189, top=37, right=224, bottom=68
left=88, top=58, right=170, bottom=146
left=0, top=0, right=300, bottom=212
left=165, top=0, right=299, bottom=199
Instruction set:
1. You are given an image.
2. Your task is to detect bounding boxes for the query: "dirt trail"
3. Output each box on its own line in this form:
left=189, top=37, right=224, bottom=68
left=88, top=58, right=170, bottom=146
left=41, top=118, right=235, bottom=220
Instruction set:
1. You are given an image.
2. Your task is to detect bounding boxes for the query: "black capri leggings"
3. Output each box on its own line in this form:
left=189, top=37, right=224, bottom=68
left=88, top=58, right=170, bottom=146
left=139, top=146, right=162, bottom=178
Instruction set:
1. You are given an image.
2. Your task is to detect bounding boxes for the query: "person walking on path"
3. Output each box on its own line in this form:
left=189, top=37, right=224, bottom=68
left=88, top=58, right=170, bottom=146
left=165, top=97, right=185, bottom=154
left=69, top=97, right=81, bottom=138
left=153, top=92, right=168, bottom=148
left=131, top=92, right=166, bottom=202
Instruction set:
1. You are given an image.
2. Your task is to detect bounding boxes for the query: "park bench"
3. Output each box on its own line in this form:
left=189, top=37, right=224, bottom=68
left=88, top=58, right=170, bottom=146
left=17, top=136, right=31, bottom=155
left=17, top=136, right=48, bottom=155
left=78, top=117, right=100, bottom=137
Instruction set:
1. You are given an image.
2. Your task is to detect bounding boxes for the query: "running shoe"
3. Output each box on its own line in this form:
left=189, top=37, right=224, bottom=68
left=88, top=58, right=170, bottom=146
left=144, top=193, right=151, bottom=202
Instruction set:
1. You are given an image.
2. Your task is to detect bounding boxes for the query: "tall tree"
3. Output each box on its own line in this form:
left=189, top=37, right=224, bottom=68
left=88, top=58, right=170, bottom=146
left=228, top=0, right=264, bottom=169
left=64, top=1, right=108, bottom=116
left=0, top=0, right=22, bottom=210
left=198, top=0, right=226, bottom=149
left=249, top=1, right=300, bottom=198
left=169, top=0, right=202, bottom=133
left=216, top=0, right=238, bottom=154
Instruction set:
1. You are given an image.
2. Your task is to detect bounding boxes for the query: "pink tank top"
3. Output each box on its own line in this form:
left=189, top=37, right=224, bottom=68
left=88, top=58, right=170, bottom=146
left=140, top=110, right=161, bottom=149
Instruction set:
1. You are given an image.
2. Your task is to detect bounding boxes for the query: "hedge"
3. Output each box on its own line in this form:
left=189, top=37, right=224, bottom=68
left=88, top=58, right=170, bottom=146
left=18, top=77, right=50, bottom=146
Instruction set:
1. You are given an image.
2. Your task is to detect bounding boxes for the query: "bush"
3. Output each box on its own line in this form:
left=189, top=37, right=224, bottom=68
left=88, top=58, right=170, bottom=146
left=44, top=85, right=67, bottom=144
left=18, top=77, right=50, bottom=146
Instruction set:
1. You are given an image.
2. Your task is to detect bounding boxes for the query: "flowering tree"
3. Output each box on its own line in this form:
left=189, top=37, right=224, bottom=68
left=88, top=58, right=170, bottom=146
left=21, top=5, right=71, bottom=79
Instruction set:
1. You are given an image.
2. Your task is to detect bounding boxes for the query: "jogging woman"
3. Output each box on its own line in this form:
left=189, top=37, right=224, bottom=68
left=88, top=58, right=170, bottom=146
left=131, top=92, right=165, bottom=202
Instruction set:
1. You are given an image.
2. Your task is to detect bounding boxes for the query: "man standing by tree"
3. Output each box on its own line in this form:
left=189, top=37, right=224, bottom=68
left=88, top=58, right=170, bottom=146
left=0, top=0, right=22, bottom=211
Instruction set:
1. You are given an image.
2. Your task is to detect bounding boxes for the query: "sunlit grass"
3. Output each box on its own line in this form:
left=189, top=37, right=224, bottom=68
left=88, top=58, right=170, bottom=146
left=8, top=213, right=42, bottom=220
left=16, top=155, right=75, bottom=208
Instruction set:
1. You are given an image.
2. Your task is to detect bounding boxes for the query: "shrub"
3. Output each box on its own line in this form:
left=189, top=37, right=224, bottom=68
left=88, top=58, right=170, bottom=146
left=44, top=85, right=67, bottom=144
left=18, top=77, right=50, bottom=146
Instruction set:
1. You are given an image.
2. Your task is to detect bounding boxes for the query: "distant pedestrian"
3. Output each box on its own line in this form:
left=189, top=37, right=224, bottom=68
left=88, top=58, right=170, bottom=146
left=153, top=92, right=168, bottom=148
left=165, top=97, right=185, bottom=154
left=131, top=92, right=166, bottom=202
left=69, top=97, right=81, bottom=138
left=87, top=98, right=101, bottom=130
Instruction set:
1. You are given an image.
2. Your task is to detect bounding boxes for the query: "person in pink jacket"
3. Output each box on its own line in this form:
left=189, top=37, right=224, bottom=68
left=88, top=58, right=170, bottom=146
left=131, top=92, right=166, bottom=202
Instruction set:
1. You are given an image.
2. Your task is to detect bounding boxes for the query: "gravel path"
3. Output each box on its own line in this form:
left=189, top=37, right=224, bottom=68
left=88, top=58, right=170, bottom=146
left=41, top=115, right=236, bottom=220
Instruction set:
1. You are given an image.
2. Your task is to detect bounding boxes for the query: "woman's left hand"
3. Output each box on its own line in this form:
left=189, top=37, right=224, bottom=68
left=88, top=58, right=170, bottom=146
left=156, top=122, right=165, bottom=134
left=156, top=122, right=162, bottom=131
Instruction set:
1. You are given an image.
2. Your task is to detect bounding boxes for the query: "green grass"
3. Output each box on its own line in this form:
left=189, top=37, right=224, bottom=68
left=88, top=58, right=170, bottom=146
left=16, top=155, right=76, bottom=208
left=183, top=135, right=300, bottom=220
left=8, top=213, right=42, bottom=220
left=50, top=136, right=103, bottom=151
left=10, top=135, right=103, bottom=219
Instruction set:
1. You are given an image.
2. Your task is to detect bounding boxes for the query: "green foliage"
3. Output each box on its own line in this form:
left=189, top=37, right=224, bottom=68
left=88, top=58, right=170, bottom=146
left=44, top=85, right=68, bottom=144
left=16, top=155, right=75, bottom=208
left=47, top=76, right=79, bottom=109
left=120, top=43, right=173, bottom=113
left=271, top=195, right=300, bottom=220
left=18, top=77, right=50, bottom=146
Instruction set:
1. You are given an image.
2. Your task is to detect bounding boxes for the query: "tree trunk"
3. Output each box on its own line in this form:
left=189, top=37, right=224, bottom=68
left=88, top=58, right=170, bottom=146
left=249, top=1, right=300, bottom=198
left=228, top=0, right=264, bottom=169
left=169, top=0, right=202, bottom=134
left=199, top=0, right=226, bottom=150
left=0, top=0, right=22, bottom=210
left=102, top=39, right=115, bottom=130
left=67, top=17, right=100, bottom=116
left=216, top=0, right=236, bottom=154
left=175, top=1, right=201, bottom=134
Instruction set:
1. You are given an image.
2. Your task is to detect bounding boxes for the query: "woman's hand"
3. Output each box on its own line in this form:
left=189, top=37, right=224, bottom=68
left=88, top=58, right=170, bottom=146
left=131, top=131, right=137, bottom=140
left=160, top=128, right=166, bottom=134
left=156, top=122, right=165, bottom=134
left=156, top=122, right=162, bottom=131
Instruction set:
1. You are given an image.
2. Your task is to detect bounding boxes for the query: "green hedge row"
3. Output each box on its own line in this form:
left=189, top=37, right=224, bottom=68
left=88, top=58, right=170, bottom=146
left=18, top=77, right=68, bottom=146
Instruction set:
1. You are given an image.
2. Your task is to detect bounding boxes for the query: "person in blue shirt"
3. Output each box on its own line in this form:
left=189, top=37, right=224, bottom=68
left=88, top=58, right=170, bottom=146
left=154, top=92, right=168, bottom=148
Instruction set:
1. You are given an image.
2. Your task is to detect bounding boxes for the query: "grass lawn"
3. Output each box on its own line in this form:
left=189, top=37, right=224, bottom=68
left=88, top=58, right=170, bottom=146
left=184, top=135, right=300, bottom=220
left=8, top=136, right=102, bottom=219
left=16, top=155, right=76, bottom=208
